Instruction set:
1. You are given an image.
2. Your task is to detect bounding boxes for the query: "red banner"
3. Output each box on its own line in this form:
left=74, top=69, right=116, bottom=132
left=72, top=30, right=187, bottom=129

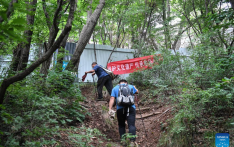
left=107, top=54, right=162, bottom=75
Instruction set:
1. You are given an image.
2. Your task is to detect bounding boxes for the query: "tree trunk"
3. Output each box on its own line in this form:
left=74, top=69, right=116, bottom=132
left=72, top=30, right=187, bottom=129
left=229, top=0, right=234, bottom=54
left=100, top=14, right=107, bottom=45
left=230, top=0, right=234, bottom=10
left=87, top=0, right=92, bottom=22
left=162, top=0, right=168, bottom=49
left=187, top=28, right=194, bottom=48
left=7, top=0, right=22, bottom=72
left=66, top=0, right=105, bottom=71
left=162, top=0, right=171, bottom=49
left=56, top=33, right=70, bottom=71
left=10, top=44, right=22, bottom=71
left=17, top=0, right=37, bottom=71
left=143, top=3, right=155, bottom=42
left=93, top=33, right=97, bottom=62
left=40, top=55, right=53, bottom=75
left=0, top=0, right=76, bottom=104
left=40, top=0, right=64, bottom=76
left=149, top=38, right=159, bottom=51
left=87, top=0, right=93, bottom=44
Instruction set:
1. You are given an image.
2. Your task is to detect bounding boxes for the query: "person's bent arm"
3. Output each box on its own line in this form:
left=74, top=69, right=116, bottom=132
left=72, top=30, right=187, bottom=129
left=134, top=86, right=139, bottom=94
left=85, top=70, right=95, bottom=74
left=109, top=96, right=115, bottom=111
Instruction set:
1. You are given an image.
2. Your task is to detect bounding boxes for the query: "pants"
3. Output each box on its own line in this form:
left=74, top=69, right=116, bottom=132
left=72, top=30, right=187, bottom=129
left=117, top=107, right=136, bottom=141
left=97, top=75, right=113, bottom=99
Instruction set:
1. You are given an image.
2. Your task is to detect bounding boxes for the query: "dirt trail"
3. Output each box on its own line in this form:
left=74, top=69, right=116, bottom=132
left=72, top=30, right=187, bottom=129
left=80, top=85, right=173, bottom=147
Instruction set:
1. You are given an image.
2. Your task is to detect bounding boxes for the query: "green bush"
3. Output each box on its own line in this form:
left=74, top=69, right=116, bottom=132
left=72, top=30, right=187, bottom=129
left=128, top=47, right=234, bottom=147
left=0, top=70, right=86, bottom=146
left=46, top=70, right=76, bottom=97
left=68, top=126, right=106, bottom=147
left=159, top=77, right=234, bottom=147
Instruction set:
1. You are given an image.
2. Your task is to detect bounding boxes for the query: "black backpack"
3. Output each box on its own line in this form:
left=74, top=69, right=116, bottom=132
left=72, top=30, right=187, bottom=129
left=117, top=84, right=134, bottom=106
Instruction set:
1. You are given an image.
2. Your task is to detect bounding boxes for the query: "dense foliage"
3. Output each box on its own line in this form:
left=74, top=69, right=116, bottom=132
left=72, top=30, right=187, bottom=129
left=1, top=0, right=234, bottom=146
left=0, top=70, right=87, bottom=146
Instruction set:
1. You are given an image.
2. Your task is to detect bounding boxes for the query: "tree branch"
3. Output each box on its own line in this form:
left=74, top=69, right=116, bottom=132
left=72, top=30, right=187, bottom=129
left=58, top=1, right=70, bottom=19
left=143, top=3, right=155, bottom=41
left=52, top=0, right=63, bottom=33
left=66, top=0, right=105, bottom=71
left=42, top=0, right=52, bottom=28
left=230, top=0, right=234, bottom=10
left=118, top=27, right=126, bottom=47
left=172, top=24, right=190, bottom=50
left=106, top=17, right=123, bottom=65
left=192, top=0, right=203, bottom=34
left=106, top=4, right=130, bottom=64
left=217, top=31, right=228, bottom=49
left=17, top=0, right=38, bottom=71
left=174, top=4, right=200, bottom=37
left=47, top=0, right=65, bottom=50
left=228, top=38, right=234, bottom=55
left=0, top=0, right=76, bottom=104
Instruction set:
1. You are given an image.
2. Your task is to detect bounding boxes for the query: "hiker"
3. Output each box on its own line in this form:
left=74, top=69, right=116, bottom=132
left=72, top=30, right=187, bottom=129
left=85, top=62, right=113, bottom=101
left=109, top=79, right=139, bottom=146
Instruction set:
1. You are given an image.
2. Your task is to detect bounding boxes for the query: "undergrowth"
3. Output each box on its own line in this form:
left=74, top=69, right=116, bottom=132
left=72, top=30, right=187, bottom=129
left=0, top=70, right=99, bottom=146
left=128, top=48, right=234, bottom=146
left=159, top=77, right=234, bottom=147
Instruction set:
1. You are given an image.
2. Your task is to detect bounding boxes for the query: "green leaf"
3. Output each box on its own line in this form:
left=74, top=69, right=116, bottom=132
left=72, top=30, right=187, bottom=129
left=0, top=10, right=7, bottom=21
left=0, top=104, right=6, bottom=109
left=3, top=27, right=18, bottom=38
left=11, top=17, right=27, bottom=25
left=182, top=88, right=187, bottom=92
left=66, top=119, right=73, bottom=122
left=61, top=120, right=66, bottom=124
left=226, top=93, right=232, bottom=99
left=11, top=24, right=26, bottom=31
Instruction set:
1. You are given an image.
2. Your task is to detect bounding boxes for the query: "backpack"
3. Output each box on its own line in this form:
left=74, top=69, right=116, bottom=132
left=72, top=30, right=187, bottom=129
left=117, top=84, right=134, bottom=106
left=98, top=65, right=116, bottom=80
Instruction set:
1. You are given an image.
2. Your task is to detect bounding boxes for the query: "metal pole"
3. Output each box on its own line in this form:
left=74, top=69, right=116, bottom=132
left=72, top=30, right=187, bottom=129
left=136, top=94, right=147, bottom=138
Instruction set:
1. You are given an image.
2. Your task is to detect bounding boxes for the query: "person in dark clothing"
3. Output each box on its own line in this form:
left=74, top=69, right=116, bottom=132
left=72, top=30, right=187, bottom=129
left=85, top=62, right=113, bottom=101
left=108, top=79, right=139, bottom=146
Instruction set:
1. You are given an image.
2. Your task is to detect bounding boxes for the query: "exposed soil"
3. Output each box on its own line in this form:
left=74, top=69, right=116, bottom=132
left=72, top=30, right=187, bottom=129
left=79, top=84, right=174, bottom=147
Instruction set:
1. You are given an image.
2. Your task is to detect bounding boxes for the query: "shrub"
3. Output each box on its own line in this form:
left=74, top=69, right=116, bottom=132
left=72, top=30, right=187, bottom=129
left=159, top=77, right=234, bottom=147
left=0, top=70, right=86, bottom=146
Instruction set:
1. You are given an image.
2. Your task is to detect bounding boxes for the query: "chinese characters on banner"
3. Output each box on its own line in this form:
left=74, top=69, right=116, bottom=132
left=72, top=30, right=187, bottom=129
left=107, top=54, right=162, bottom=75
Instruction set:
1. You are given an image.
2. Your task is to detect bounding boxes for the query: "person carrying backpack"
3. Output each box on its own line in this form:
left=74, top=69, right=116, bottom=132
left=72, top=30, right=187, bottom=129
left=85, top=62, right=113, bottom=101
left=108, top=79, right=139, bottom=147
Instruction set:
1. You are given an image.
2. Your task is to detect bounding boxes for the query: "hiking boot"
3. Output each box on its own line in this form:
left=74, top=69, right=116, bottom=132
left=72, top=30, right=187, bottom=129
left=129, top=141, right=138, bottom=147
